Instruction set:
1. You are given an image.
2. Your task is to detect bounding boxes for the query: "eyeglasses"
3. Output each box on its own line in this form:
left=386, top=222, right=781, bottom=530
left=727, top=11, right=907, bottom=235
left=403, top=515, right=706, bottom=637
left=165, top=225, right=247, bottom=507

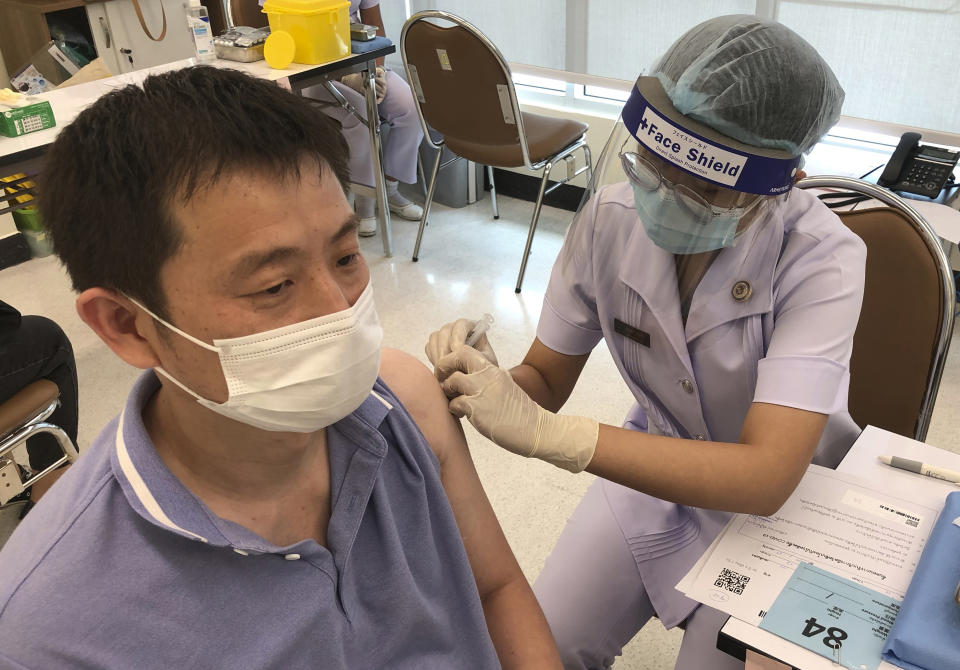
left=619, top=145, right=751, bottom=225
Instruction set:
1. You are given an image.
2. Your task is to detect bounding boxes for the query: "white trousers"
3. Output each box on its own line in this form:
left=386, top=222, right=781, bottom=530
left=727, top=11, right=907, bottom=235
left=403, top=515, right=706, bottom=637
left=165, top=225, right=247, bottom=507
left=304, top=69, right=423, bottom=187
left=533, top=479, right=744, bottom=670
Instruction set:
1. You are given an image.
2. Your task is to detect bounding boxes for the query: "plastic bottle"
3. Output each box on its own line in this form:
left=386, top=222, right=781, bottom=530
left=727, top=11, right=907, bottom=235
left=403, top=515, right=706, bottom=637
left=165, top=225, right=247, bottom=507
left=185, top=0, right=216, bottom=62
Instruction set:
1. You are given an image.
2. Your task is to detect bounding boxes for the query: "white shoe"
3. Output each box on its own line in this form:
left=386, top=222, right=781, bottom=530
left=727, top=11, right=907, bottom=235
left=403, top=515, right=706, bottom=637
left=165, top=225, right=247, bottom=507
left=389, top=201, right=424, bottom=221
left=358, top=216, right=377, bottom=237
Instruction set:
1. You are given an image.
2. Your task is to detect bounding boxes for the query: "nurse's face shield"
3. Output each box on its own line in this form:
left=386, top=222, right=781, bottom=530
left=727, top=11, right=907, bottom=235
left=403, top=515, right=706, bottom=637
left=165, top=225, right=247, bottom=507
left=618, top=139, right=766, bottom=228
left=571, top=76, right=801, bottom=256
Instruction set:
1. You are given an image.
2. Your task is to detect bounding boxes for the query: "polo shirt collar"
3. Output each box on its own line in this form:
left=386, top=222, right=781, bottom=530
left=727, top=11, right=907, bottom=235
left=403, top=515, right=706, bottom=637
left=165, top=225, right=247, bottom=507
left=110, top=371, right=393, bottom=551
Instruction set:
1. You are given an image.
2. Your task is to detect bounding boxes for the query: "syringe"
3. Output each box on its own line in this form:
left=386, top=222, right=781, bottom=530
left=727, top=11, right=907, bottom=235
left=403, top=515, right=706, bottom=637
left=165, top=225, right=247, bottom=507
left=464, top=313, right=494, bottom=348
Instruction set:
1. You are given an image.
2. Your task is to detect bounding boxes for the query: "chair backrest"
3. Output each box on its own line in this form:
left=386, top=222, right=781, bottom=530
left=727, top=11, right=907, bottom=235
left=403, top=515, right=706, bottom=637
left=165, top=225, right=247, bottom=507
left=798, top=177, right=955, bottom=441
left=230, top=0, right=268, bottom=29
left=400, top=11, right=533, bottom=167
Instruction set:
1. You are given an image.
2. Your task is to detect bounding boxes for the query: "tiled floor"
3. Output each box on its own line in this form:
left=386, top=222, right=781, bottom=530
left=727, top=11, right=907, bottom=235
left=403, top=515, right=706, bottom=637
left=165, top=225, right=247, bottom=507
left=3, top=190, right=960, bottom=668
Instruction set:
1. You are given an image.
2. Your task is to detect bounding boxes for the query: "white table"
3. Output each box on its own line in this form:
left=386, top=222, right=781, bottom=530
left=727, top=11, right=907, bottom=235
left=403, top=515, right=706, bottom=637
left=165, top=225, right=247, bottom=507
left=717, top=425, right=960, bottom=669
left=0, top=46, right=398, bottom=255
left=805, top=186, right=960, bottom=247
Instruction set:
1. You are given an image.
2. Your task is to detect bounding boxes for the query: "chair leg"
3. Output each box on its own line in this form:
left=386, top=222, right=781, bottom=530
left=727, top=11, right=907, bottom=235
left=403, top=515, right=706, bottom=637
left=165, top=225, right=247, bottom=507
left=487, top=165, right=499, bottom=220
left=515, top=163, right=554, bottom=293
left=582, top=143, right=594, bottom=197
left=412, top=146, right=444, bottom=262
left=418, top=154, right=428, bottom=200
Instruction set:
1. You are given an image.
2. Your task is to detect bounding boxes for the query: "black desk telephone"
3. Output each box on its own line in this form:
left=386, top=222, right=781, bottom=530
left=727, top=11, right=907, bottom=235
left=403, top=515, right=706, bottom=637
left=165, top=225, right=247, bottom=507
left=877, top=132, right=959, bottom=199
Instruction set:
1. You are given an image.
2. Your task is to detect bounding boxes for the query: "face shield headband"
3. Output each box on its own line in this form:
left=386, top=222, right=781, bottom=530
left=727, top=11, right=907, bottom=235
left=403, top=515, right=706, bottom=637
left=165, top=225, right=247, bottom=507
left=621, top=77, right=802, bottom=197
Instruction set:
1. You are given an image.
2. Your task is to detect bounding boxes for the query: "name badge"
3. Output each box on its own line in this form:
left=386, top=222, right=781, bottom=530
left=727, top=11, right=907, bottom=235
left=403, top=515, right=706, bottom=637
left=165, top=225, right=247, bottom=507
left=614, top=318, right=650, bottom=348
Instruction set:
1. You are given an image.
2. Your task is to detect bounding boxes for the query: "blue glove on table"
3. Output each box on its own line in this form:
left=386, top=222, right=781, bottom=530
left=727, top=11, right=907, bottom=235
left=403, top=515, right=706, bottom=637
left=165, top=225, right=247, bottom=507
left=882, top=491, right=960, bottom=670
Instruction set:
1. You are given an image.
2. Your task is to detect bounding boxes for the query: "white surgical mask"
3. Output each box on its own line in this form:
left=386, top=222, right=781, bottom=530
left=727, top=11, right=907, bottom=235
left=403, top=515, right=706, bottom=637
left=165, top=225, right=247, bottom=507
left=131, top=283, right=383, bottom=432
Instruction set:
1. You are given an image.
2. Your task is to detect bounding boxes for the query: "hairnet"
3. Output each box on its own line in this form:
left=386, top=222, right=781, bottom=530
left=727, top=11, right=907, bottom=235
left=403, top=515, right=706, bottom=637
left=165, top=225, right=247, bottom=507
left=651, top=14, right=844, bottom=156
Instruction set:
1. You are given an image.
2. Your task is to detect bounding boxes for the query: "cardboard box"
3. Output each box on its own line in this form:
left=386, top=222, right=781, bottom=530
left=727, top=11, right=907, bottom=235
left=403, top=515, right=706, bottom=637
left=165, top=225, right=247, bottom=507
left=0, top=101, right=56, bottom=138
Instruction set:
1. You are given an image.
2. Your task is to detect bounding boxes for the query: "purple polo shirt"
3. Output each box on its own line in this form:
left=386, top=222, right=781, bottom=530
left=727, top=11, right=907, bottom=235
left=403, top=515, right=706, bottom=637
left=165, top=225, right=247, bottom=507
left=0, top=372, right=500, bottom=669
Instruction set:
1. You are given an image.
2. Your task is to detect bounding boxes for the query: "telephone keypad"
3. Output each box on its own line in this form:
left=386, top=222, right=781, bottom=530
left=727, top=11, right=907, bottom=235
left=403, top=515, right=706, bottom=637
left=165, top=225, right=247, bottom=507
left=899, top=159, right=954, bottom=197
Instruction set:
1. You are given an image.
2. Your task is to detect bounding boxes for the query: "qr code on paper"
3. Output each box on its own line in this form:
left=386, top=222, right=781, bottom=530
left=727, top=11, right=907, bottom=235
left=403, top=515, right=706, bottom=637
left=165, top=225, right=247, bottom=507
left=714, top=568, right=750, bottom=595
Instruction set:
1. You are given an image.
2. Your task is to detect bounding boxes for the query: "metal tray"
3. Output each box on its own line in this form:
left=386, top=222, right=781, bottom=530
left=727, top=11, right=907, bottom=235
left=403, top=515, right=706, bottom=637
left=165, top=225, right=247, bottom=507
left=214, top=43, right=265, bottom=63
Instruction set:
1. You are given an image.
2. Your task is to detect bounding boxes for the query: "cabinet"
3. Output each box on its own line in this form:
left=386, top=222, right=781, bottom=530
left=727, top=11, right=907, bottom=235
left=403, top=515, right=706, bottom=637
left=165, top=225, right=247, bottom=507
left=0, top=0, right=195, bottom=82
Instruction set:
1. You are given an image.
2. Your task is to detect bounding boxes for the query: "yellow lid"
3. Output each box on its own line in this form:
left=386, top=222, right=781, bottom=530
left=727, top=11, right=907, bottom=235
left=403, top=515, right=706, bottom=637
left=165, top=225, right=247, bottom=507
left=264, top=30, right=296, bottom=69
left=261, top=0, right=348, bottom=16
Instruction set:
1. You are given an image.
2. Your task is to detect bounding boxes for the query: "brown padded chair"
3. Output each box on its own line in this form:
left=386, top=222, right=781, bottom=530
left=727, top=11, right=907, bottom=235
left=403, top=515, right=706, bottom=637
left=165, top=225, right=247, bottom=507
left=401, top=11, right=593, bottom=293
left=228, top=0, right=268, bottom=29
left=798, top=177, right=955, bottom=441
left=0, top=379, right=78, bottom=507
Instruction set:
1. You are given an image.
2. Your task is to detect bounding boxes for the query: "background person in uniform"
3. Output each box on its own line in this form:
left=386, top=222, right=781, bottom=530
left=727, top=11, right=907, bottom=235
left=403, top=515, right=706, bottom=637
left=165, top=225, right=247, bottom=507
left=426, top=15, right=864, bottom=670
left=309, top=0, right=424, bottom=236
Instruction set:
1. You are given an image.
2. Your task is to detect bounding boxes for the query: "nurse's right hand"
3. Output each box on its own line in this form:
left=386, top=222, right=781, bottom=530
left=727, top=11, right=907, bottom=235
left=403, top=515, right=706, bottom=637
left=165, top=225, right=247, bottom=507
left=439, top=346, right=598, bottom=473
left=426, top=318, right=498, bottom=376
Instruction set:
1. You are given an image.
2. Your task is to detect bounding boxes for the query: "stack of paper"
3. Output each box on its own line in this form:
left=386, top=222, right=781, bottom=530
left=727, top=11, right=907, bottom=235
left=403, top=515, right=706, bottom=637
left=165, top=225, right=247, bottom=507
left=677, top=465, right=943, bottom=669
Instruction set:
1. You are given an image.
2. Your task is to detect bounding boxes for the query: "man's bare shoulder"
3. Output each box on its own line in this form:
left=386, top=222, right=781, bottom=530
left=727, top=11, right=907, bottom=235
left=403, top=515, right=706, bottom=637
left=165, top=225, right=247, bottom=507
left=379, top=348, right=461, bottom=463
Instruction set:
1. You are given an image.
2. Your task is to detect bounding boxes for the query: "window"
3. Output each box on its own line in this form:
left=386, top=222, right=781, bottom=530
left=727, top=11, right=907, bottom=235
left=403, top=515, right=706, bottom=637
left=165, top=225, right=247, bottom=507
left=584, top=1, right=755, bottom=81
left=406, top=0, right=566, bottom=70
left=379, top=1, right=960, bottom=140
left=777, top=0, right=960, bottom=134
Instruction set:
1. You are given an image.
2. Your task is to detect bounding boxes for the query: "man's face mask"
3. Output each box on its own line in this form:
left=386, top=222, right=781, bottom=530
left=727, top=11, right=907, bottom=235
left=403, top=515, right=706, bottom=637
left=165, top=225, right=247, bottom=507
left=131, top=282, right=383, bottom=432
left=621, top=147, right=762, bottom=255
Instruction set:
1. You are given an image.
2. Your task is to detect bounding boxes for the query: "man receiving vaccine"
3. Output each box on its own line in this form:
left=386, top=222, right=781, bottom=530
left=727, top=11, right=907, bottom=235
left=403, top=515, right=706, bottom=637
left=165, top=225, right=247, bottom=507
left=0, top=67, right=560, bottom=670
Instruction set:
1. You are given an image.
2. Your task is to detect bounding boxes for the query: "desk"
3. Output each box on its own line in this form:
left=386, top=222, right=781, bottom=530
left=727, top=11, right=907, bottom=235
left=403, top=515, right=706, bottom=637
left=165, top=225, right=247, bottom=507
left=716, top=425, right=960, bottom=669
left=0, top=45, right=398, bottom=256
left=804, top=186, right=960, bottom=250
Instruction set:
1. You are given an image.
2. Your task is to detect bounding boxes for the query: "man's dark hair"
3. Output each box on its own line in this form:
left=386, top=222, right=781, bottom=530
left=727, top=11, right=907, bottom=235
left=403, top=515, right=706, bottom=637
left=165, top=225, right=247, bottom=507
left=40, top=66, right=351, bottom=319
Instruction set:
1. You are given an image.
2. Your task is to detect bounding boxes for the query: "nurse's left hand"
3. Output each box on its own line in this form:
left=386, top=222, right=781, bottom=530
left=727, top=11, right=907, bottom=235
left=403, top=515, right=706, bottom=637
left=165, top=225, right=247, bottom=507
left=439, top=346, right=598, bottom=473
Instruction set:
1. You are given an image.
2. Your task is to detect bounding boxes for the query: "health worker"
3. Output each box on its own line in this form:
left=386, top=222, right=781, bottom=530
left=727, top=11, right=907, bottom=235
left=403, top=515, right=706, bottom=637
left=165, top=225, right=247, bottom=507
left=426, top=15, right=866, bottom=670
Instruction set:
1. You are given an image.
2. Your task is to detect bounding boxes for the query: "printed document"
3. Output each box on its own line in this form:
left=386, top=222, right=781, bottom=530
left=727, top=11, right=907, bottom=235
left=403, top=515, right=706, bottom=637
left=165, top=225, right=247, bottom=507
left=677, top=465, right=938, bottom=626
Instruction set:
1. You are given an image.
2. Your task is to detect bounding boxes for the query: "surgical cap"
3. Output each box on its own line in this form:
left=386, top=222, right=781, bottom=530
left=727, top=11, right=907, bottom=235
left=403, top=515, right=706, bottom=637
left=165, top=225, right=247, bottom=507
left=651, top=14, right=844, bottom=156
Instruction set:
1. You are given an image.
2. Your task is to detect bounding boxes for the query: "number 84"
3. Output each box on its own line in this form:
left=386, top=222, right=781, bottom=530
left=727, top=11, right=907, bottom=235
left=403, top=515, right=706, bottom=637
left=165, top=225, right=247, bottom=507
left=802, top=617, right=847, bottom=649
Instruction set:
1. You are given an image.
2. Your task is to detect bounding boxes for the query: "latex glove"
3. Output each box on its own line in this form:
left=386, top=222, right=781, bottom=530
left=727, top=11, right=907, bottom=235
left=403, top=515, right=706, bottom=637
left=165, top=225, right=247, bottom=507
left=439, top=346, right=599, bottom=473
left=340, top=68, right=386, bottom=104
left=426, top=318, right=498, bottom=375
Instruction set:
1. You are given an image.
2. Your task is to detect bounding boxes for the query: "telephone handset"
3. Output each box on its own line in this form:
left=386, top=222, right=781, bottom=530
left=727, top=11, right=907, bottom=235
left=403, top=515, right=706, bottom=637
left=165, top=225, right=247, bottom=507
left=878, top=132, right=959, bottom=199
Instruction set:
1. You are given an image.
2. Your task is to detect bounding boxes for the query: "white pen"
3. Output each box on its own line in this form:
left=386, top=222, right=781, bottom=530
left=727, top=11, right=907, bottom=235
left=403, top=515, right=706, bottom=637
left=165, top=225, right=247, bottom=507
left=878, top=455, right=960, bottom=486
left=464, top=314, right=494, bottom=348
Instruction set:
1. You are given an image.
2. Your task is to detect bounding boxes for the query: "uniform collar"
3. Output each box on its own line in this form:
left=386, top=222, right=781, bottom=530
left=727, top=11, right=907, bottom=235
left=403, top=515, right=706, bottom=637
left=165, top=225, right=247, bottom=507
left=110, top=371, right=393, bottom=550
left=684, top=207, right=783, bottom=341
left=617, top=198, right=783, bottom=345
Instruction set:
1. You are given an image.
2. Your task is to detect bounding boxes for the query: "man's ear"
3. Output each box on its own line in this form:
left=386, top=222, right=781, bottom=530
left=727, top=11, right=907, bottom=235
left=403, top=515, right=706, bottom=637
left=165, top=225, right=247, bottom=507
left=76, top=288, right=162, bottom=370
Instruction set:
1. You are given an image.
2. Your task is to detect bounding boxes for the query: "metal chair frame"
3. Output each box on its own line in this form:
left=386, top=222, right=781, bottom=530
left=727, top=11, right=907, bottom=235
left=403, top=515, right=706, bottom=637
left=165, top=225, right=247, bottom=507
left=798, top=176, right=955, bottom=440
left=401, top=10, right=593, bottom=292
left=0, top=395, right=78, bottom=507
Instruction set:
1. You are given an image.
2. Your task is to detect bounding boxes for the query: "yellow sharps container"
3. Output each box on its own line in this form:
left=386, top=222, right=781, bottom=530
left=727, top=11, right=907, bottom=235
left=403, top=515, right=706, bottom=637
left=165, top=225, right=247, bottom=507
left=262, top=0, right=351, bottom=66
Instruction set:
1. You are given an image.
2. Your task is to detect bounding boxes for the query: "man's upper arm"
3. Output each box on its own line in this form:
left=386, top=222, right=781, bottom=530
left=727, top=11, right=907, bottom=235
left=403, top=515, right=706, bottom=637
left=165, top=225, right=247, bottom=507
left=379, top=349, right=525, bottom=598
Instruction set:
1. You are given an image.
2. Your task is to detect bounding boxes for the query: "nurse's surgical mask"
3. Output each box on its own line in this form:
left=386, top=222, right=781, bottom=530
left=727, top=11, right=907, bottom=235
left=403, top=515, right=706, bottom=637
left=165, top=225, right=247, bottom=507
left=130, top=283, right=383, bottom=432
left=621, top=148, right=757, bottom=255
